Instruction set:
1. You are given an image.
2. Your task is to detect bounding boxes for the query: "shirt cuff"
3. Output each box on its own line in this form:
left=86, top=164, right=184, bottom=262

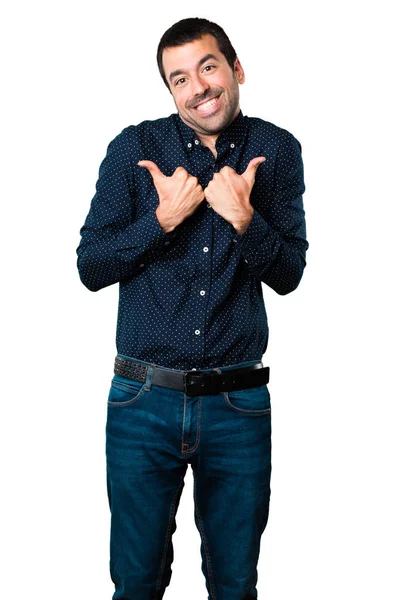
left=115, top=210, right=178, bottom=253
left=231, top=209, right=271, bottom=263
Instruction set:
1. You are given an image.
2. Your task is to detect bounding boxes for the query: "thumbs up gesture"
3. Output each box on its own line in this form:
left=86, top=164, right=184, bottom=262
left=138, top=160, right=205, bottom=233
left=204, top=157, right=266, bottom=234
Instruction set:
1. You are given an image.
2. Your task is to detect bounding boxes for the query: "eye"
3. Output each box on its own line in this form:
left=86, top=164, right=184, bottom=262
left=203, top=65, right=215, bottom=73
left=175, top=77, right=186, bottom=86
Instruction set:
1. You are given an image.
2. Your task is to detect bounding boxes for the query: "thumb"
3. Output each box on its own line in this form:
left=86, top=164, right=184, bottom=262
left=137, top=160, right=166, bottom=181
left=241, top=157, right=266, bottom=187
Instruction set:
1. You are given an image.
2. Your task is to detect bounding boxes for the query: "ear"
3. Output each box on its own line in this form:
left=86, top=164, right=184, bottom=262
left=234, top=57, right=245, bottom=84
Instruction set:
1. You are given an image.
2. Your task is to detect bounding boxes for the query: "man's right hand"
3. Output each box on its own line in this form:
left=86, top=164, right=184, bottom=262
left=138, top=161, right=205, bottom=233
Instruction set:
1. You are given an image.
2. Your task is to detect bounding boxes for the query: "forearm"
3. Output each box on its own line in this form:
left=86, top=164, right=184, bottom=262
left=76, top=127, right=179, bottom=292
left=232, top=130, right=309, bottom=294
left=233, top=206, right=308, bottom=295
left=77, top=210, right=177, bottom=291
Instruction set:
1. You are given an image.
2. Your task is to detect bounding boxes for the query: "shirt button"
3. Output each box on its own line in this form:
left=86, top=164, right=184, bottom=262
left=194, top=139, right=200, bottom=145
left=192, top=368, right=197, bottom=371
left=195, top=329, right=201, bottom=335
left=230, top=143, right=235, bottom=148
left=207, top=202, right=212, bottom=208
left=200, top=290, right=206, bottom=296
left=244, top=259, right=248, bottom=263
left=203, top=247, right=209, bottom=252
left=139, top=263, right=144, bottom=267
left=164, top=241, right=170, bottom=245
left=187, top=143, right=192, bottom=148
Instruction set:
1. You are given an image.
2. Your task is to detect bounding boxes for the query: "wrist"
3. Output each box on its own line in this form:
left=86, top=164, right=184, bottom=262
left=156, top=207, right=177, bottom=233
left=233, top=208, right=254, bottom=235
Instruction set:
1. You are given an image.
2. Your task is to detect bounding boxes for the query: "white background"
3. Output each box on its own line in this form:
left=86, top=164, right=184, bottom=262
left=2, top=1, right=394, bottom=598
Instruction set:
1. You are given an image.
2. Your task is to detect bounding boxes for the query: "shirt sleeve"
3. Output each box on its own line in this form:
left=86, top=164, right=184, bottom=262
left=76, top=129, right=178, bottom=292
left=232, top=131, right=309, bottom=295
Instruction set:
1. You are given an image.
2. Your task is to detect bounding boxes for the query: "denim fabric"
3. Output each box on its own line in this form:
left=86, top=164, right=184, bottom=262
left=106, top=354, right=272, bottom=599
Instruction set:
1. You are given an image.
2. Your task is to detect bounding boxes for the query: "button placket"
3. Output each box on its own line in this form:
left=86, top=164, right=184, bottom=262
left=190, top=216, right=213, bottom=361
left=191, top=247, right=208, bottom=346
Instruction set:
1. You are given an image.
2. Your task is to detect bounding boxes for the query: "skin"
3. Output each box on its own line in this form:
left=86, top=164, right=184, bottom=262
left=138, top=34, right=265, bottom=234
left=162, top=33, right=245, bottom=154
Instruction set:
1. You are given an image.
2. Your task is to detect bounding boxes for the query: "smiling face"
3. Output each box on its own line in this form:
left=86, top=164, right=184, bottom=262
left=162, top=34, right=245, bottom=141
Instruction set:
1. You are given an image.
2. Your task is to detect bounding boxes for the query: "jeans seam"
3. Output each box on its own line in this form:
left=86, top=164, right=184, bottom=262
left=107, top=386, right=147, bottom=407
left=182, top=397, right=202, bottom=454
left=193, top=477, right=217, bottom=600
left=224, top=390, right=272, bottom=415
left=155, top=475, right=184, bottom=595
left=110, top=381, right=143, bottom=393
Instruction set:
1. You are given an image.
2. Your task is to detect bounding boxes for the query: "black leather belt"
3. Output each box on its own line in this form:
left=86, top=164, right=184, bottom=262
left=114, top=356, right=270, bottom=396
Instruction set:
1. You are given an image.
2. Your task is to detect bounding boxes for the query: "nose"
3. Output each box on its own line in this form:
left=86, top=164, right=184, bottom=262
left=190, top=73, right=210, bottom=98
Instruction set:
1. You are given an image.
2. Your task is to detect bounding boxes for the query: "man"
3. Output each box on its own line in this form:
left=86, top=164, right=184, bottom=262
left=76, top=17, right=308, bottom=600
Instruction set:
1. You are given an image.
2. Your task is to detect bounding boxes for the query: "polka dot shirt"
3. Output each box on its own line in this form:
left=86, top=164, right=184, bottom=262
left=76, top=110, right=308, bottom=370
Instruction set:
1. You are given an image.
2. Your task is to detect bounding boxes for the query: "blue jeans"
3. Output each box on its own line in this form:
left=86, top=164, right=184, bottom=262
left=106, top=354, right=272, bottom=600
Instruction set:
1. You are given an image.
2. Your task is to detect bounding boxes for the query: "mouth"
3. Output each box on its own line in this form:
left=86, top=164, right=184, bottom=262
left=192, top=94, right=222, bottom=117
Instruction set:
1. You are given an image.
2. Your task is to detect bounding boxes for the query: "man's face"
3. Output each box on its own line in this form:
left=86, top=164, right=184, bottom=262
left=162, top=34, right=245, bottom=137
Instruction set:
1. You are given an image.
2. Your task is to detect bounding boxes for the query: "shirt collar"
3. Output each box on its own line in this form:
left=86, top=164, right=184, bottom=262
left=174, top=109, right=248, bottom=152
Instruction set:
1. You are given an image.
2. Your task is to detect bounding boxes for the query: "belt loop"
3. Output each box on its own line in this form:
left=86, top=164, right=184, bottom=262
left=145, top=365, right=154, bottom=391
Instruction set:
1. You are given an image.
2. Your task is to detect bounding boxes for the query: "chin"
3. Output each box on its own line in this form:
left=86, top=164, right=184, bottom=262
left=203, top=114, right=234, bottom=133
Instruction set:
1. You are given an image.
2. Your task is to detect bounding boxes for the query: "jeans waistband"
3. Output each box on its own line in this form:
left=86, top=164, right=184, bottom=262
left=116, top=353, right=262, bottom=374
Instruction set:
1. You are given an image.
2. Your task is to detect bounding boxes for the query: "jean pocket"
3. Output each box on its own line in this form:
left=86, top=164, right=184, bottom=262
left=224, top=384, right=271, bottom=416
left=107, top=374, right=147, bottom=407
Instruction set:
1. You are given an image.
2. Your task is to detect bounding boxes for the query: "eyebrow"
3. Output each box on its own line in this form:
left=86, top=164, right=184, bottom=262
left=168, top=53, right=219, bottom=84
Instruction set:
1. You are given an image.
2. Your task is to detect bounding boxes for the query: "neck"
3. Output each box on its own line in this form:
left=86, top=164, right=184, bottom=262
left=193, top=107, right=241, bottom=158
left=196, top=131, right=219, bottom=157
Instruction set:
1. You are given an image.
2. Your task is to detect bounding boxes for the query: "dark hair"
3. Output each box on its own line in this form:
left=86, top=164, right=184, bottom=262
left=157, top=17, right=237, bottom=90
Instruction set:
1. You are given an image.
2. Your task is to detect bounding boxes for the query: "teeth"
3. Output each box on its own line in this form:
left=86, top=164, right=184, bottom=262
left=196, top=96, right=219, bottom=111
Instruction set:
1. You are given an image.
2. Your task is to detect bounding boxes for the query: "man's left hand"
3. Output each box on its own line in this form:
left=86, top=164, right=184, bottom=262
left=204, top=157, right=266, bottom=234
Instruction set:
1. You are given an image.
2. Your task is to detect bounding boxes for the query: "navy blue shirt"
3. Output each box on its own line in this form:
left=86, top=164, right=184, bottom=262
left=76, top=110, right=308, bottom=369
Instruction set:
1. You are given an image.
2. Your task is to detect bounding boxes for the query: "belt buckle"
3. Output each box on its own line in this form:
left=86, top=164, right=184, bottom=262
left=183, top=370, right=221, bottom=396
